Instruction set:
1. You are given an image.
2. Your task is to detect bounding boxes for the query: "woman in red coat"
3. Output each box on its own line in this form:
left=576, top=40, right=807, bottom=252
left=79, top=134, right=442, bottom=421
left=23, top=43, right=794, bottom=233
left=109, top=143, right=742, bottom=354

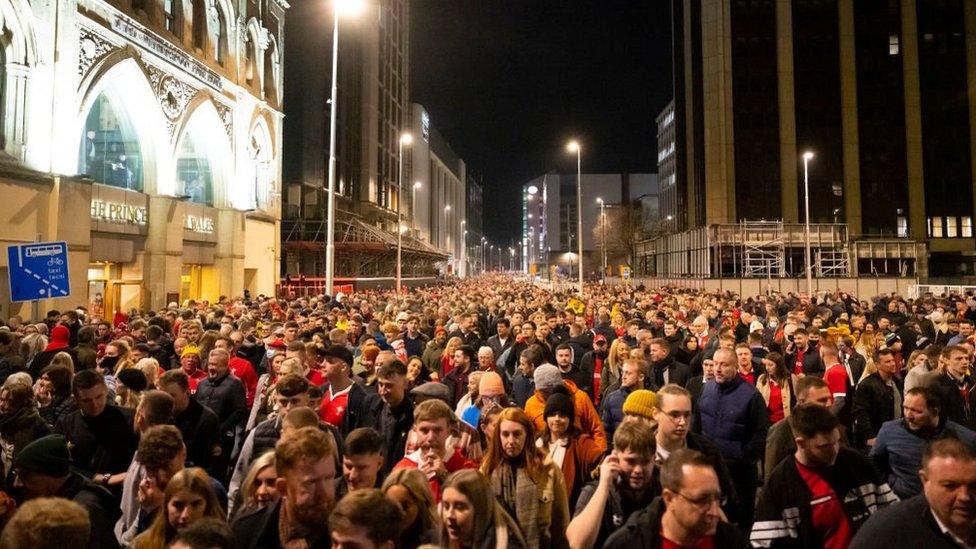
left=536, top=388, right=605, bottom=504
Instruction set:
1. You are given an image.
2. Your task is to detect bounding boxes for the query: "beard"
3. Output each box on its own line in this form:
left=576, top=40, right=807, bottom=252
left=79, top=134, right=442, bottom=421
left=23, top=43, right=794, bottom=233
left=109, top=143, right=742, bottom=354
left=291, top=497, right=333, bottom=530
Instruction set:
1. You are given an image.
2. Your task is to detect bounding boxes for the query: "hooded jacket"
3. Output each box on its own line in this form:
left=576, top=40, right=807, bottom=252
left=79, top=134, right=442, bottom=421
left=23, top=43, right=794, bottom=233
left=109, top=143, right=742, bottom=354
left=524, top=379, right=607, bottom=453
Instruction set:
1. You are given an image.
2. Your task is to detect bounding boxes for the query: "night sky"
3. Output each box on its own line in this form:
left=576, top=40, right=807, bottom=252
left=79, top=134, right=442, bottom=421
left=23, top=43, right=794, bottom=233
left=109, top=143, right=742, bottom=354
left=410, top=1, right=674, bottom=246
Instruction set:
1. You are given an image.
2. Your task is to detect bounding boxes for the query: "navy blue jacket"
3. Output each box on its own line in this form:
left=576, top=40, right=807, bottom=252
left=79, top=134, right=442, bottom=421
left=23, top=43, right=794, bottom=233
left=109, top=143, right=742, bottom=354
left=694, top=375, right=769, bottom=464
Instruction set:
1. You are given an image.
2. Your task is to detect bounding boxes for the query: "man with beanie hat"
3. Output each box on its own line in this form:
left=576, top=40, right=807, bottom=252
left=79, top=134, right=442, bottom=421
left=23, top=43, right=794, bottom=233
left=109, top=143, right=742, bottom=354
left=13, top=434, right=121, bottom=548
left=525, top=363, right=607, bottom=453
left=602, top=359, right=649, bottom=439
left=622, top=389, right=658, bottom=423
left=117, top=368, right=148, bottom=393
left=179, top=345, right=208, bottom=393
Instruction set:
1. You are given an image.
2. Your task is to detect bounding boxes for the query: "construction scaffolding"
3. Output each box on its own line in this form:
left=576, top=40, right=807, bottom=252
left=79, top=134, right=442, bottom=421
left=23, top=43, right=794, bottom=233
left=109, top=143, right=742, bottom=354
left=282, top=211, right=449, bottom=279
left=635, top=221, right=926, bottom=279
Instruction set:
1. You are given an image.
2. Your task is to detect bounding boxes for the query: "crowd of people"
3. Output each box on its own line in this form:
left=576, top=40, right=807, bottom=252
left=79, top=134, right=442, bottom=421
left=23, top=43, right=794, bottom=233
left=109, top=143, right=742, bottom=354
left=0, top=275, right=972, bottom=548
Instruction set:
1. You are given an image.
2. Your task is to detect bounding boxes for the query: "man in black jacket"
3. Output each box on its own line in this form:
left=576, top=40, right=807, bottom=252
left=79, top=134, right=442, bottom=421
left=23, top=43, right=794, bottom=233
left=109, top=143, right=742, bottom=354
left=649, top=338, right=692, bottom=390
left=315, top=345, right=381, bottom=437
left=55, top=370, right=137, bottom=489
left=604, top=448, right=748, bottom=549
left=194, top=348, right=247, bottom=482
left=13, top=434, right=121, bottom=548
left=486, top=317, right=514, bottom=360
left=784, top=328, right=825, bottom=377
left=158, top=369, right=220, bottom=472
left=852, top=437, right=976, bottom=548
left=555, top=343, right=590, bottom=395
left=375, top=360, right=414, bottom=474
left=751, top=404, right=897, bottom=548
left=232, top=427, right=336, bottom=549
left=853, top=348, right=904, bottom=450
left=929, top=344, right=976, bottom=431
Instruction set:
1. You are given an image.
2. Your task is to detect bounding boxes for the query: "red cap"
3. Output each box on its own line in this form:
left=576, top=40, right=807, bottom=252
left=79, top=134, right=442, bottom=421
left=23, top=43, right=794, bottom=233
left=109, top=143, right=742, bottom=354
left=593, top=334, right=607, bottom=343
left=267, top=338, right=287, bottom=350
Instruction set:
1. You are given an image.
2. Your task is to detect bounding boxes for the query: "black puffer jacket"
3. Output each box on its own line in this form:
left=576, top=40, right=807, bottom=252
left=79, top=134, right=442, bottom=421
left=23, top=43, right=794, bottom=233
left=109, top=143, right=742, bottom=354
left=604, top=497, right=748, bottom=549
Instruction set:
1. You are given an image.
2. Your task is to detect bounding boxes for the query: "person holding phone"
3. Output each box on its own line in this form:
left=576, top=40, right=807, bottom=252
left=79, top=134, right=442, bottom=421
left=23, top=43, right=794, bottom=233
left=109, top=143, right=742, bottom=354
left=566, top=421, right=658, bottom=549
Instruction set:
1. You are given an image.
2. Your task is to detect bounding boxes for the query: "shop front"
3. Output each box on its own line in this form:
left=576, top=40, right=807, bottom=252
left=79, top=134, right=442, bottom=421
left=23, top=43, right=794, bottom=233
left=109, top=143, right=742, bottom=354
left=88, top=184, right=149, bottom=314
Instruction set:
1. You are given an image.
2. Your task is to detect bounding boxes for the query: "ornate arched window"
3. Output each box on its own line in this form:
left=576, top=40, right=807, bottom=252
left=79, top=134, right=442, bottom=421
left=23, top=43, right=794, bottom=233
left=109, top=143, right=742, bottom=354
left=263, top=43, right=277, bottom=103
left=79, top=92, right=144, bottom=191
left=176, top=127, right=214, bottom=206
left=248, top=123, right=273, bottom=210
left=214, top=8, right=229, bottom=65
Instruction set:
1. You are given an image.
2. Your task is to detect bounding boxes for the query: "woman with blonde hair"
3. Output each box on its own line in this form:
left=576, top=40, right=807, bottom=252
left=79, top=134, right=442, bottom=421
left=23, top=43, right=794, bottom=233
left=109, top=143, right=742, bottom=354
left=132, top=467, right=225, bottom=549
left=441, top=336, right=465, bottom=378
left=480, top=407, right=569, bottom=549
left=382, top=467, right=439, bottom=549
left=135, top=357, right=162, bottom=389
left=439, top=469, right=525, bottom=549
left=232, top=451, right=278, bottom=520
left=19, top=333, right=47, bottom=367
left=755, top=352, right=797, bottom=424
left=600, top=338, right=632, bottom=403
left=47, top=351, right=75, bottom=377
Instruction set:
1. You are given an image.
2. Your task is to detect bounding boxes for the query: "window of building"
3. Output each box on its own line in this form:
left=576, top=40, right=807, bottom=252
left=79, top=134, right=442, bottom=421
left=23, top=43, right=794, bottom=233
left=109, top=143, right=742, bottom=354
left=248, top=125, right=273, bottom=211
left=164, top=0, right=183, bottom=37
left=889, top=34, right=899, bottom=55
left=214, top=8, right=229, bottom=65
left=947, top=216, right=958, bottom=238
left=192, top=0, right=207, bottom=51
left=963, top=216, right=973, bottom=238
left=79, top=93, right=143, bottom=191
left=176, top=132, right=214, bottom=206
left=931, top=216, right=944, bottom=238
left=897, top=216, right=908, bottom=237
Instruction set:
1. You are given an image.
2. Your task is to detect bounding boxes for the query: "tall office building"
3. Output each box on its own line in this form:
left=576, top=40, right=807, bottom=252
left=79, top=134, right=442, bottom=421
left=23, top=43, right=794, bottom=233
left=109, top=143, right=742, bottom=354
left=669, top=0, right=976, bottom=277
left=281, top=0, right=444, bottom=282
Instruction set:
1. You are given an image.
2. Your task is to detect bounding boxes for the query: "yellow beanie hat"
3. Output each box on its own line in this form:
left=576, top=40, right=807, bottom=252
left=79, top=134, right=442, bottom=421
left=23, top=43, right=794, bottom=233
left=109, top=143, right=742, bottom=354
left=622, top=389, right=658, bottom=419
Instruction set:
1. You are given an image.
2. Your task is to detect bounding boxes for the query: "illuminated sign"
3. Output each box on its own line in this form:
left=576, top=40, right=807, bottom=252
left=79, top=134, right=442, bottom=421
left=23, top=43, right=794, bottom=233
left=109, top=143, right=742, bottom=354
left=421, top=111, right=430, bottom=143
left=185, top=215, right=215, bottom=234
left=90, top=200, right=148, bottom=224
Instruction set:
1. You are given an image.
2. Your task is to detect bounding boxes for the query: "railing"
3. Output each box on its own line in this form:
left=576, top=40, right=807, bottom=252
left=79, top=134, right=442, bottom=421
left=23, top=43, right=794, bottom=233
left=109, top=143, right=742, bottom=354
left=908, top=284, right=976, bottom=299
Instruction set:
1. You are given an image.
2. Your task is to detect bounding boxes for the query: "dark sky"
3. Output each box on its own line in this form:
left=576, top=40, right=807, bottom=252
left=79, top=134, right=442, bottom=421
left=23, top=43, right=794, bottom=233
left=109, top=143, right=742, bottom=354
left=410, top=1, right=673, bottom=246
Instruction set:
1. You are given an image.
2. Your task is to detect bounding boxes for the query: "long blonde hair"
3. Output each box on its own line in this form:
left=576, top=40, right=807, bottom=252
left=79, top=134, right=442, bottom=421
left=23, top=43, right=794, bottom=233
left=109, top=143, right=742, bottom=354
left=48, top=351, right=75, bottom=376
left=607, top=338, right=630, bottom=378
left=239, top=451, right=277, bottom=515
left=132, top=468, right=224, bottom=549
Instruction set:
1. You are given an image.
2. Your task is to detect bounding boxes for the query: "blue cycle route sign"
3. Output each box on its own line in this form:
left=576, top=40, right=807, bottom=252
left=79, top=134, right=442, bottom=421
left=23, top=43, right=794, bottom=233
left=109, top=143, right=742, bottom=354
left=7, top=241, right=71, bottom=302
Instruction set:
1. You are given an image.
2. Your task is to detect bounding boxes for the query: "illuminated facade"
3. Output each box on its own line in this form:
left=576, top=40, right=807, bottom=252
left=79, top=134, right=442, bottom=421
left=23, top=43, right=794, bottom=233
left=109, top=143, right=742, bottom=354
left=0, top=0, right=286, bottom=317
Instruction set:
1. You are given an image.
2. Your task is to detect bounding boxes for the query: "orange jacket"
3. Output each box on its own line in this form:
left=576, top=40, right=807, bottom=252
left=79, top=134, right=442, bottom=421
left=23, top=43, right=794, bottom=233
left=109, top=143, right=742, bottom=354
left=525, top=379, right=608, bottom=453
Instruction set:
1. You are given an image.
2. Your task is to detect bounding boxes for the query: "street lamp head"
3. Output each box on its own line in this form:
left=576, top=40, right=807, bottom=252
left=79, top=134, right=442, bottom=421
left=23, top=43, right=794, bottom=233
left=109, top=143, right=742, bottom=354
left=413, top=181, right=422, bottom=189
left=667, top=215, right=674, bottom=221
left=461, top=219, right=466, bottom=226
left=802, top=151, right=815, bottom=161
left=400, top=133, right=413, bottom=145
left=566, top=140, right=580, bottom=153
left=335, top=0, right=365, bottom=17
left=527, top=185, right=539, bottom=195
left=596, top=197, right=603, bottom=204
left=444, top=205, right=451, bottom=212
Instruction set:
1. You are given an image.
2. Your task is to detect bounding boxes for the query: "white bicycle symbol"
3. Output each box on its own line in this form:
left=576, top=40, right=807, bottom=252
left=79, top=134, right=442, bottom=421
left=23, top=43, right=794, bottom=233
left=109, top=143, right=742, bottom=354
left=47, top=257, right=64, bottom=267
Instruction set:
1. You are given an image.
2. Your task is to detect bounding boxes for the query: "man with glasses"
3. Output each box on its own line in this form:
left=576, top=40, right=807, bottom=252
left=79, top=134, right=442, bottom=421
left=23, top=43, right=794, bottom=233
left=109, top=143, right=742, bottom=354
left=604, top=448, right=747, bottom=548
left=653, top=384, right=740, bottom=523
left=751, top=404, right=897, bottom=547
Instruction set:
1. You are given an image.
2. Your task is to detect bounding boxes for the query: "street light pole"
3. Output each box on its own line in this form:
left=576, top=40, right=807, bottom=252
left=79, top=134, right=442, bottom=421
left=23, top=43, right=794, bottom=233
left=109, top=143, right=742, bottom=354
left=597, top=197, right=606, bottom=284
left=444, top=205, right=451, bottom=273
left=396, top=133, right=413, bottom=294
left=567, top=140, right=583, bottom=294
left=802, top=151, right=815, bottom=299
left=481, top=237, right=487, bottom=275
left=412, top=181, right=421, bottom=231
left=460, top=220, right=466, bottom=278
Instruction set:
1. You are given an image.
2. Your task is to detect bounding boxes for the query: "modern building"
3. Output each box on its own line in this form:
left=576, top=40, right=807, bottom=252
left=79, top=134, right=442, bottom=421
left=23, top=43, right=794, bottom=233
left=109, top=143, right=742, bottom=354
left=522, top=173, right=656, bottom=279
left=406, top=103, right=466, bottom=275
left=281, top=0, right=446, bottom=287
left=662, top=0, right=976, bottom=279
left=656, top=100, right=678, bottom=230
left=0, top=0, right=285, bottom=318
